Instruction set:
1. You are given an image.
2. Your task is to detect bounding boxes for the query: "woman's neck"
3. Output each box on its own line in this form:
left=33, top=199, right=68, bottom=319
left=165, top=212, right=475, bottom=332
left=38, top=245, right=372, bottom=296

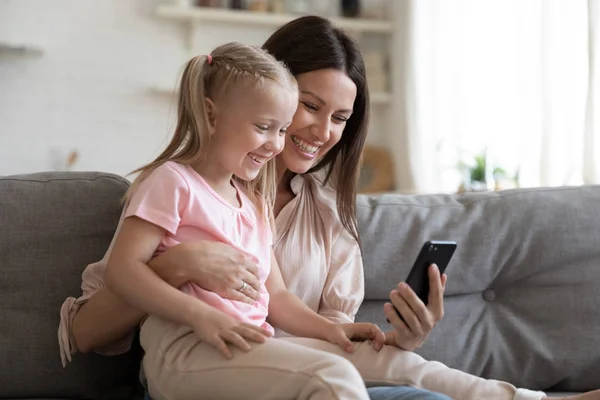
left=274, top=159, right=296, bottom=217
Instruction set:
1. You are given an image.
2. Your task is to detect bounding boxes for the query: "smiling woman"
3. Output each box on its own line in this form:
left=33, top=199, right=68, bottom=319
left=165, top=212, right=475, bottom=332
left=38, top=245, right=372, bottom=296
left=282, top=72, right=356, bottom=169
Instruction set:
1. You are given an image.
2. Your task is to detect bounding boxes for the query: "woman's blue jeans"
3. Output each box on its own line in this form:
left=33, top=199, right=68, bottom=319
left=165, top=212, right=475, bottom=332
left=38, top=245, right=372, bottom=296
left=144, top=386, right=452, bottom=400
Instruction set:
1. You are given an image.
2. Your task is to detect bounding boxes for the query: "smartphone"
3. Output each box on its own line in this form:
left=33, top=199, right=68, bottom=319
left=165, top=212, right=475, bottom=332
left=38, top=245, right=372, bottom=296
left=388, top=240, right=457, bottom=322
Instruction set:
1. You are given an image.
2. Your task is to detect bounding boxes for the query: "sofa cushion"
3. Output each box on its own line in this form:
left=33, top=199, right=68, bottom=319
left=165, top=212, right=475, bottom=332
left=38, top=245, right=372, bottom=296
left=0, top=172, right=142, bottom=399
left=356, top=186, right=600, bottom=392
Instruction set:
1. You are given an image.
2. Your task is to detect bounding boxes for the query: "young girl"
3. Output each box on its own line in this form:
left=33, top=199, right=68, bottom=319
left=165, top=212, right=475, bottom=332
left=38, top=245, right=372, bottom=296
left=104, top=42, right=384, bottom=400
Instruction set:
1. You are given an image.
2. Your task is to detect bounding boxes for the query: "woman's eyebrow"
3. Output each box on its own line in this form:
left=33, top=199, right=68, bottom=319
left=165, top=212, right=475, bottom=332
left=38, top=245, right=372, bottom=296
left=301, top=90, right=353, bottom=113
left=301, top=90, right=326, bottom=105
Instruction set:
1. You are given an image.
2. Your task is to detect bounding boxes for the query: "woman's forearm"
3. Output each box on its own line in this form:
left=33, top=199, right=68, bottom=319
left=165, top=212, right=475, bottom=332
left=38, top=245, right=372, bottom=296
left=267, top=291, right=334, bottom=340
left=148, top=245, right=189, bottom=287
left=148, top=242, right=262, bottom=304
left=71, top=253, right=188, bottom=354
left=72, top=287, right=146, bottom=353
left=106, top=257, right=207, bottom=329
left=72, top=242, right=218, bottom=353
left=71, top=248, right=188, bottom=353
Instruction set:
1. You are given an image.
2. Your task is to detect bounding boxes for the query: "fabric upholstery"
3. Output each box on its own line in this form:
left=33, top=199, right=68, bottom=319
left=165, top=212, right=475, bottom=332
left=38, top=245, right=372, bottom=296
left=0, top=172, right=143, bottom=400
left=2, top=171, right=596, bottom=397
left=356, top=187, right=600, bottom=392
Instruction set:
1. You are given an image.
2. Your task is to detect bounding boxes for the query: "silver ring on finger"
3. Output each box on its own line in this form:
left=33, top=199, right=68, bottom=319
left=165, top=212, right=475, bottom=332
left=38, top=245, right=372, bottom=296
left=238, top=281, right=247, bottom=292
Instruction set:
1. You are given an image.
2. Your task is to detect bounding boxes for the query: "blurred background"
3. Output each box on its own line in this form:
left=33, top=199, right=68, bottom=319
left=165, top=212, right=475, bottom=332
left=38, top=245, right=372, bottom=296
left=0, top=0, right=599, bottom=194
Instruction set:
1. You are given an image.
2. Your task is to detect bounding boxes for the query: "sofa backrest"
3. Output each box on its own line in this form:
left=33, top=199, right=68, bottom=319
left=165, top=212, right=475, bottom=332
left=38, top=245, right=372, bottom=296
left=357, top=186, right=600, bottom=392
left=0, top=172, right=142, bottom=399
left=2, top=171, right=599, bottom=396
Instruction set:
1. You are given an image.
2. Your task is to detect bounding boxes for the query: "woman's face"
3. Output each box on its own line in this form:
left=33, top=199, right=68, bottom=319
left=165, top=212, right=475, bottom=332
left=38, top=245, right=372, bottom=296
left=277, top=68, right=357, bottom=175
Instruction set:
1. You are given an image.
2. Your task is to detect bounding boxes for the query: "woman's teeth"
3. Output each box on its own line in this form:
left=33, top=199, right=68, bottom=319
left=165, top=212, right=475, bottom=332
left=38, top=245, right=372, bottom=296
left=249, top=154, right=266, bottom=164
left=291, top=135, right=319, bottom=154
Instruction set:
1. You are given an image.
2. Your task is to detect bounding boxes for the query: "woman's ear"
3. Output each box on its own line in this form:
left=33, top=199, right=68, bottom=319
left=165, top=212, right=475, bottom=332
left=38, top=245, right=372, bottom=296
left=204, top=98, right=218, bottom=135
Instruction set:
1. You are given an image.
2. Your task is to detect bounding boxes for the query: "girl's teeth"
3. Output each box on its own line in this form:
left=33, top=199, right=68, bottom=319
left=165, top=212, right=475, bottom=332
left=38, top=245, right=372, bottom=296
left=250, top=155, right=265, bottom=163
left=291, top=136, right=319, bottom=154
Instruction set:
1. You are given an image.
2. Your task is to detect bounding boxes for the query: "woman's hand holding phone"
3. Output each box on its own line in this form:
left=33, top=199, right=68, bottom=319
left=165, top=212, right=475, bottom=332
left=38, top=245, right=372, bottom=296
left=383, top=264, right=447, bottom=351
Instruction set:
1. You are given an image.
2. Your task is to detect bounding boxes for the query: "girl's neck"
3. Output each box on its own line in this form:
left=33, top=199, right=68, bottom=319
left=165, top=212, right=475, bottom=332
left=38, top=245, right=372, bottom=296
left=193, top=160, right=241, bottom=208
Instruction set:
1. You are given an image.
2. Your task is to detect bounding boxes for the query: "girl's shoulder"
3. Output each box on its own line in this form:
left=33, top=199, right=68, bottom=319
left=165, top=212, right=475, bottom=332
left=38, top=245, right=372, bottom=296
left=149, top=162, right=212, bottom=196
left=158, top=161, right=191, bottom=180
left=135, top=161, right=189, bottom=185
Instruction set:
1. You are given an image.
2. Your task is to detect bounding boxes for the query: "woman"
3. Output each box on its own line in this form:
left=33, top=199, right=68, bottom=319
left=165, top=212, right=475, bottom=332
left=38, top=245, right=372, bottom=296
left=59, top=16, right=449, bottom=400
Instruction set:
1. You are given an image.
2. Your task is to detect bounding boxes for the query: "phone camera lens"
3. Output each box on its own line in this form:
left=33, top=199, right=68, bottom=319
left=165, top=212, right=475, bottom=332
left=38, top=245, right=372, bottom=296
left=434, top=246, right=438, bottom=251
left=428, top=245, right=433, bottom=251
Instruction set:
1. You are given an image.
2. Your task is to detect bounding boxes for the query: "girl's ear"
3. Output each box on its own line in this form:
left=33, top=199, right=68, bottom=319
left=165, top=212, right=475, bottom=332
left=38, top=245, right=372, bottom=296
left=204, top=98, right=218, bottom=135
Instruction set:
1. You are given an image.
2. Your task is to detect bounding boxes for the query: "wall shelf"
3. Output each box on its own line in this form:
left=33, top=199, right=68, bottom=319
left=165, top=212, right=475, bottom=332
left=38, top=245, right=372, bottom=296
left=150, top=84, right=392, bottom=106
left=155, top=4, right=393, bottom=34
left=153, top=4, right=394, bottom=108
left=0, top=42, right=43, bottom=59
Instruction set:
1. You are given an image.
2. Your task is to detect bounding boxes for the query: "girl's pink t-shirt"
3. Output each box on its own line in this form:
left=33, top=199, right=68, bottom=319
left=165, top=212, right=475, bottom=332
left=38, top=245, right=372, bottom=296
left=58, top=169, right=363, bottom=366
left=124, top=161, right=273, bottom=334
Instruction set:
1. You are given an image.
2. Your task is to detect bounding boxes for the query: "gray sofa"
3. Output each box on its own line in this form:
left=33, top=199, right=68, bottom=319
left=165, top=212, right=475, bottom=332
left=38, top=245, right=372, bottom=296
left=1, top=171, right=598, bottom=399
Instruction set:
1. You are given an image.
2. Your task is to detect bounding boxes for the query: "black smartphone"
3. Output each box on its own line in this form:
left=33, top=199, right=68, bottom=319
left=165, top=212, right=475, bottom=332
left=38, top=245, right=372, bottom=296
left=388, top=240, right=457, bottom=323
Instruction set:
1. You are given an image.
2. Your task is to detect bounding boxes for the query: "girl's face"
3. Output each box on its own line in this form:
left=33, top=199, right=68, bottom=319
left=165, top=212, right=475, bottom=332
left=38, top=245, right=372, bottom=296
left=206, top=82, right=298, bottom=182
left=277, top=68, right=357, bottom=175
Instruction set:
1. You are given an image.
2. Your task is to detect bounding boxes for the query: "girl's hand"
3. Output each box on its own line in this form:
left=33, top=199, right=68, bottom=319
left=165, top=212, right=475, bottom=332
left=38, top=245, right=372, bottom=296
left=190, top=306, right=272, bottom=359
left=150, top=241, right=262, bottom=304
left=325, top=322, right=386, bottom=353
left=383, top=264, right=447, bottom=351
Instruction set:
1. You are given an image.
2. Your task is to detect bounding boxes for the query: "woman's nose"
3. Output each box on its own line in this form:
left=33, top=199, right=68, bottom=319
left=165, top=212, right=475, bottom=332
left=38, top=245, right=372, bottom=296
left=311, top=119, right=331, bottom=143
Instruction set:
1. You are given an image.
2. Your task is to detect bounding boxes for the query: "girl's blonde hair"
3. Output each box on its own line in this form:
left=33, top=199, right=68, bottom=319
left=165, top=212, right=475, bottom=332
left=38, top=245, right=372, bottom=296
left=125, top=42, right=297, bottom=214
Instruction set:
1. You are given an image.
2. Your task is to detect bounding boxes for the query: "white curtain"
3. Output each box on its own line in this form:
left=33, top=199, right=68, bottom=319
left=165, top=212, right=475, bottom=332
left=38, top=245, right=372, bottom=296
left=390, top=0, right=600, bottom=193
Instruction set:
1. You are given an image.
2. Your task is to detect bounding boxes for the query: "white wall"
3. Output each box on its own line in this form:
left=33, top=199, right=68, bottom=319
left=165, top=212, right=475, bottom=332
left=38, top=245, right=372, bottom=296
left=0, top=0, right=389, bottom=177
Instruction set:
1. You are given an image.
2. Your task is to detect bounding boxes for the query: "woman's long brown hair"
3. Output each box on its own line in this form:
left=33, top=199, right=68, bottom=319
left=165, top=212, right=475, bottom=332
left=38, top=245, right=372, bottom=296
left=263, top=16, right=370, bottom=246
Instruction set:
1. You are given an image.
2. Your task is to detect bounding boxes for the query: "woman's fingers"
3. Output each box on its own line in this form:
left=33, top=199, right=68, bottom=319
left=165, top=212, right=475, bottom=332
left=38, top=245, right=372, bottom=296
left=391, top=287, right=425, bottom=336
left=383, top=302, right=411, bottom=336
left=240, top=270, right=261, bottom=296
left=383, top=301, right=408, bottom=331
left=237, top=272, right=260, bottom=302
left=239, top=255, right=260, bottom=279
left=241, top=285, right=260, bottom=302
left=384, top=265, right=446, bottom=350
left=219, top=265, right=261, bottom=303
left=222, top=288, right=255, bottom=304
left=426, top=264, right=445, bottom=321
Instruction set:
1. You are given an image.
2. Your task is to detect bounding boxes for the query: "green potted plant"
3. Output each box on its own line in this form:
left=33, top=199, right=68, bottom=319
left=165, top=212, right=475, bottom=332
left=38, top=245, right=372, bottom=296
left=457, top=151, right=518, bottom=192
